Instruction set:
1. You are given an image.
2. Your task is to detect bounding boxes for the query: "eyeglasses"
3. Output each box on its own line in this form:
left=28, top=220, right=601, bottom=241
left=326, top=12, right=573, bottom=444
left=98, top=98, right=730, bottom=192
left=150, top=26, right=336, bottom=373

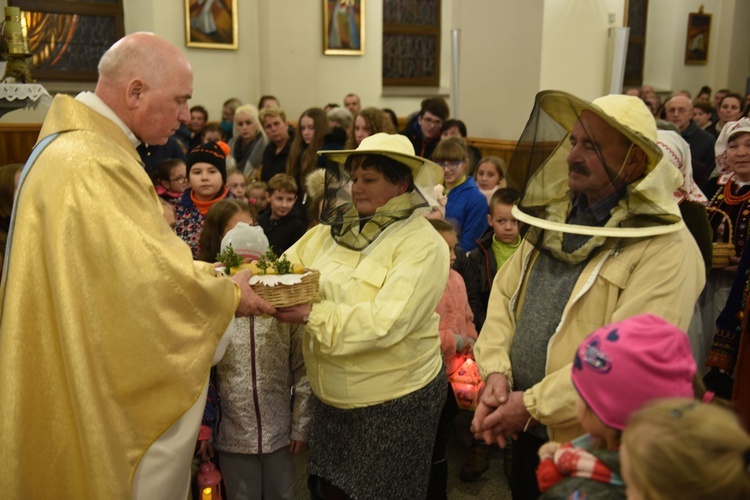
left=422, top=116, right=443, bottom=127
left=437, top=161, right=463, bottom=171
left=169, top=176, right=188, bottom=184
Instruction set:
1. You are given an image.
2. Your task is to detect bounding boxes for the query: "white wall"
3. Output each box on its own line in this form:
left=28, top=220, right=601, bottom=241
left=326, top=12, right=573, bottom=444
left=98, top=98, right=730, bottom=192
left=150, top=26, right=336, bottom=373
left=540, top=0, right=626, bottom=100
left=725, top=0, right=750, bottom=94
left=125, top=0, right=262, bottom=121
left=644, top=0, right=722, bottom=95
left=254, top=0, right=453, bottom=122
left=451, top=0, right=544, bottom=139
left=643, top=0, right=750, bottom=96
left=1, top=0, right=748, bottom=137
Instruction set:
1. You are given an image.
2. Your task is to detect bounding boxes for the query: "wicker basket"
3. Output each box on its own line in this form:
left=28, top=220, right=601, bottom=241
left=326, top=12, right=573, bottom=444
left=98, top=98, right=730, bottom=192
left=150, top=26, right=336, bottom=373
left=707, top=206, right=736, bottom=269
left=250, top=269, right=320, bottom=308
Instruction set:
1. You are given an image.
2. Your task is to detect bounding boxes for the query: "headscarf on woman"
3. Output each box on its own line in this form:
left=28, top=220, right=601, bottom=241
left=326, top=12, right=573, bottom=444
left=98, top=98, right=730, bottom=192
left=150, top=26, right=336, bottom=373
left=656, top=130, right=708, bottom=204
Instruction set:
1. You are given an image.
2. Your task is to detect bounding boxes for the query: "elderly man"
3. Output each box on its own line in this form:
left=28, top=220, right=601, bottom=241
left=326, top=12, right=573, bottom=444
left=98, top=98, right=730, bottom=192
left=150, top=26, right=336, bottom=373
left=664, top=94, right=715, bottom=188
left=0, top=33, right=275, bottom=498
left=472, top=91, right=705, bottom=499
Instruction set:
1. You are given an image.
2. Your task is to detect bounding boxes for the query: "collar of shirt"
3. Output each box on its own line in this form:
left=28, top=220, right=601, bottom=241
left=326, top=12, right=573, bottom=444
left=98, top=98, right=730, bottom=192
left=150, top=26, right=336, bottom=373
left=75, top=91, right=141, bottom=149
left=571, top=189, right=623, bottom=225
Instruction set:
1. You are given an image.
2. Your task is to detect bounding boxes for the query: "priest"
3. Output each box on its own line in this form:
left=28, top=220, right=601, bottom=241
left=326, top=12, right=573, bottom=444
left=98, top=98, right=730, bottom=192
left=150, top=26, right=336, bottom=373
left=0, top=33, right=276, bottom=498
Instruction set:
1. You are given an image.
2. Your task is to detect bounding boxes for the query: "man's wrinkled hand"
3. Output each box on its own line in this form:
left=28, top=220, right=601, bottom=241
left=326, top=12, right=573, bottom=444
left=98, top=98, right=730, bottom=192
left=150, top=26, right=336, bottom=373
left=478, top=373, right=511, bottom=408
left=472, top=375, right=531, bottom=448
left=231, top=269, right=276, bottom=317
left=471, top=373, right=510, bottom=445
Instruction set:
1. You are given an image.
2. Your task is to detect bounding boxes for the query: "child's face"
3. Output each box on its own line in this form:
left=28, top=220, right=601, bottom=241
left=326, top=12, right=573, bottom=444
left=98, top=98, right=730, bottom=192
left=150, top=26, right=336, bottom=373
left=439, top=158, right=467, bottom=187
left=162, top=162, right=188, bottom=194
left=575, top=396, right=610, bottom=439
left=189, top=162, right=223, bottom=201
left=267, top=189, right=297, bottom=219
left=476, top=162, right=502, bottom=190
left=488, top=203, right=519, bottom=244
left=248, top=188, right=268, bottom=210
left=619, top=442, right=645, bottom=500
left=439, top=230, right=458, bottom=269
left=203, top=130, right=223, bottom=143
left=227, top=173, right=247, bottom=199
left=441, top=125, right=463, bottom=141
left=221, top=211, right=255, bottom=238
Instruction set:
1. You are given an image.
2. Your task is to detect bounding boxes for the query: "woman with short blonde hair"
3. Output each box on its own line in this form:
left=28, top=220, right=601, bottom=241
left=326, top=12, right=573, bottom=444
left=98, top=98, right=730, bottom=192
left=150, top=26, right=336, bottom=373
left=227, top=104, right=267, bottom=179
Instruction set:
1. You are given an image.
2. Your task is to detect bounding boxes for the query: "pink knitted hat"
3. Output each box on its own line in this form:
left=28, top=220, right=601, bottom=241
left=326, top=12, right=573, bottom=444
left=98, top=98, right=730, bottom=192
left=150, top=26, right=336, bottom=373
left=571, top=314, right=696, bottom=431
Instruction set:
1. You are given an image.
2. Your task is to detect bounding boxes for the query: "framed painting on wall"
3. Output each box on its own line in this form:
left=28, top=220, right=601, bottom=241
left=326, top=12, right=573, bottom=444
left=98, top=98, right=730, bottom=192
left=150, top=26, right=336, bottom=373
left=323, top=0, right=365, bottom=55
left=9, top=0, right=125, bottom=82
left=185, top=0, right=238, bottom=50
left=382, top=0, right=441, bottom=87
left=685, top=8, right=711, bottom=65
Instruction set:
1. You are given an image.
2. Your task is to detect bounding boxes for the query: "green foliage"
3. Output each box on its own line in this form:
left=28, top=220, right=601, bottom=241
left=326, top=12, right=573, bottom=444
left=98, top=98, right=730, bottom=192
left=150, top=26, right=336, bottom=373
left=256, top=247, right=293, bottom=274
left=216, top=244, right=243, bottom=275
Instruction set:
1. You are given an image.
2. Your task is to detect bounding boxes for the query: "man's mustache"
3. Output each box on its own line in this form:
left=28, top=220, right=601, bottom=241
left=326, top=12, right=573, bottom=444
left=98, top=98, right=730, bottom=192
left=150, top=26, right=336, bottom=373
left=569, top=163, right=590, bottom=176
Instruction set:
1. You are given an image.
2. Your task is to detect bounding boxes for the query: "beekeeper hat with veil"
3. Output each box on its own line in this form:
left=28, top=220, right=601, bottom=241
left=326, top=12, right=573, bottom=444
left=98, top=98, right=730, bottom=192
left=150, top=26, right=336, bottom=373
left=505, top=90, right=685, bottom=264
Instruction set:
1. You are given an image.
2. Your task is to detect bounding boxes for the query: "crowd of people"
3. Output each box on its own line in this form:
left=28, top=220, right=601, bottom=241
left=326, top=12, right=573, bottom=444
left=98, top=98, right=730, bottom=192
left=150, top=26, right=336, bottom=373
left=3, top=32, right=750, bottom=500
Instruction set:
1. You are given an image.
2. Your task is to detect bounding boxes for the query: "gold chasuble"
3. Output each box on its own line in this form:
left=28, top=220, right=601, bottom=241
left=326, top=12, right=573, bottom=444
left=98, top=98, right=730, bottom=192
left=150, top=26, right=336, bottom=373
left=0, top=95, right=239, bottom=498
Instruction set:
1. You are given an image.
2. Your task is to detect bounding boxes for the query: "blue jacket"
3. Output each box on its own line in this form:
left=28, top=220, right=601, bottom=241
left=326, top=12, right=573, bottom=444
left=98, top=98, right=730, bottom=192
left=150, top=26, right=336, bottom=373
left=445, top=177, right=487, bottom=252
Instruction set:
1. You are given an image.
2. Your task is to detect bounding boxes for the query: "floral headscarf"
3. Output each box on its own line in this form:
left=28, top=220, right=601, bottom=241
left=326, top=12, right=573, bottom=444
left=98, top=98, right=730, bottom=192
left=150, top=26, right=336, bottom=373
left=715, top=118, right=750, bottom=176
left=656, top=130, right=708, bottom=204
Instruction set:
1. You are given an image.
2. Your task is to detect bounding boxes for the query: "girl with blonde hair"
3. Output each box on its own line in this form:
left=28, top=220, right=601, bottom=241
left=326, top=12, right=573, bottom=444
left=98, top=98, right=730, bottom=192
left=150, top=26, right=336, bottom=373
left=621, top=398, right=750, bottom=500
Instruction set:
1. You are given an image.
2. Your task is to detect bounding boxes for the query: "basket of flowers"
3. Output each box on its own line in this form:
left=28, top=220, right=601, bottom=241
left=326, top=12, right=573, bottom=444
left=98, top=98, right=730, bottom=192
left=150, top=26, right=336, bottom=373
left=217, top=246, right=320, bottom=308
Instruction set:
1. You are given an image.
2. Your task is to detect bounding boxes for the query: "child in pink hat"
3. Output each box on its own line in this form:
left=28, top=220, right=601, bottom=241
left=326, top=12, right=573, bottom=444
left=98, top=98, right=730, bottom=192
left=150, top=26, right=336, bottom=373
left=535, top=314, right=698, bottom=499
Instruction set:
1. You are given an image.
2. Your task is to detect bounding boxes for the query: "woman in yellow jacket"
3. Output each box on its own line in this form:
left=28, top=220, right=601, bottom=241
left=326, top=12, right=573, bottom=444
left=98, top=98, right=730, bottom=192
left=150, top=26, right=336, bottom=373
left=274, top=133, right=449, bottom=499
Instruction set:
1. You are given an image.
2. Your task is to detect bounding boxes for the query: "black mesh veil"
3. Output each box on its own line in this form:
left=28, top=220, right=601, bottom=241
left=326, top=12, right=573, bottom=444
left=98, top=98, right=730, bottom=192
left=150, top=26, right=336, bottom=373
left=506, top=91, right=685, bottom=264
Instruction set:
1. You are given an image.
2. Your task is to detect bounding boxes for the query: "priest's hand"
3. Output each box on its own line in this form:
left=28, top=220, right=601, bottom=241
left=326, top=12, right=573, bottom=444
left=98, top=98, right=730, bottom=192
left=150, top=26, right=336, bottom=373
left=231, top=269, right=276, bottom=317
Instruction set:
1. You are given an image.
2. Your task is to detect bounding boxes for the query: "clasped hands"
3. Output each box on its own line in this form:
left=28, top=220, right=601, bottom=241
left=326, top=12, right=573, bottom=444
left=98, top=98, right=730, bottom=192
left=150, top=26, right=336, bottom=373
left=470, top=373, right=535, bottom=448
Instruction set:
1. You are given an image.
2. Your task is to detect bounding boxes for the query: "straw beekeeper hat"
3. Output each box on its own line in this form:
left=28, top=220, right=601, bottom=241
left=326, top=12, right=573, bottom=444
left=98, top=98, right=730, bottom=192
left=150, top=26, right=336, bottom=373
left=318, top=133, right=443, bottom=181
left=539, top=91, right=663, bottom=174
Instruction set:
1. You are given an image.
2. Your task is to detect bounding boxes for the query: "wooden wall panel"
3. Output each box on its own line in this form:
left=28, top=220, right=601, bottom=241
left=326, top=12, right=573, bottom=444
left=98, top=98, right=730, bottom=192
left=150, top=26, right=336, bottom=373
left=466, top=137, right=517, bottom=165
left=0, top=124, right=41, bottom=165
left=0, top=123, right=520, bottom=171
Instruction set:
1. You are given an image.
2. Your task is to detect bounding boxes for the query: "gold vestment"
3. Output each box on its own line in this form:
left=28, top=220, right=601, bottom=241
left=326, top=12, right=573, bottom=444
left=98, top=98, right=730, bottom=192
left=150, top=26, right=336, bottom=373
left=0, top=95, right=239, bottom=497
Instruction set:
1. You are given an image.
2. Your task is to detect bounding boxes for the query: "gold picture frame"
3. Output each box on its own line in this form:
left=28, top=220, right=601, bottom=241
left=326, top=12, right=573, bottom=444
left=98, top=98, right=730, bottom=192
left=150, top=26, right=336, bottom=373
left=10, top=0, right=125, bottom=81
left=185, top=0, right=238, bottom=50
left=323, top=0, right=365, bottom=55
left=685, top=8, right=711, bottom=65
